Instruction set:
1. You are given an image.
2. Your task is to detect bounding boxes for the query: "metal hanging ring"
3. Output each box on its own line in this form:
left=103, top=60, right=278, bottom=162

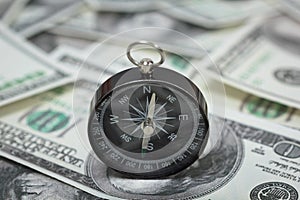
left=127, top=41, right=166, bottom=68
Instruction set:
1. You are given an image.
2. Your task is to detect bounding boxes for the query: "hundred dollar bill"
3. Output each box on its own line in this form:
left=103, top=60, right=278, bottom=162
left=191, top=74, right=300, bottom=131
left=0, top=76, right=299, bottom=199
left=0, top=157, right=101, bottom=199
left=160, top=0, right=273, bottom=29
left=53, top=9, right=241, bottom=58
left=88, top=112, right=300, bottom=199
left=0, top=24, right=72, bottom=107
left=204, top=14, right=300, bottom=110
left=1, top=0, right=29, bottom=24
left=9, top=0, right=83, bottom=38
left=85, top=0, right=160, bottom=12
left=278, top=0, right=300, bottom=23
left=29, top=29, right=95, bottom=53
left=0, top=0, right=14, bottom=18
left=51, top=45, right=115, bottom=76
left=0, top=80, right=116, bottom=199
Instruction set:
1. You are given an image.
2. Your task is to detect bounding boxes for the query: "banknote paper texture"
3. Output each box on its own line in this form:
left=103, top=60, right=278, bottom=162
left=85, top=0, right=159, bottom=12
left=0, top=157, right=100, bottom=199
left=205, top=15, right=300, bottom=110
left=0, top=81, right=115, bottom=199
left=0, top=1, right=299, bottom=200
left=1, top=0, right=29, bottom=25
left=0, top=24, right=72, bottom=107
left=9, top=0, right=83, bottom=37
left=161, top=0, right=272, bottom=29
left=54, top=9, right=240, bottom=58
left=278, top=0, right=300, bottom=23
left=29, top=30, right=94, bottom=53
left=0, top=75, right=298, bottom=199
left=87, top=113, right=300, bottom=199
left=0, top=0, right=17, bottom=19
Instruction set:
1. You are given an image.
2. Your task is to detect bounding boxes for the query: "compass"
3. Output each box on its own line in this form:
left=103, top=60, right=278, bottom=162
left=88, top=41, right=209, bottom=178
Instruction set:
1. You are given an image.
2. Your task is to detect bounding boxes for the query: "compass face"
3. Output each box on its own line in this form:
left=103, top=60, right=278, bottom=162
left=88, top=81, right=208, bottom=177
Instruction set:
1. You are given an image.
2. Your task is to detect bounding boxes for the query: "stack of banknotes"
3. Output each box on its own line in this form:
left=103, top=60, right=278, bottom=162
left=0, top=0, right=299, bottom=199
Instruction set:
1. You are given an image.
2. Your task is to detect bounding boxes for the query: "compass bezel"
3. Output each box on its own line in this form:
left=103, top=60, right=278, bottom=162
left=88, top=67, right=209, bottom=178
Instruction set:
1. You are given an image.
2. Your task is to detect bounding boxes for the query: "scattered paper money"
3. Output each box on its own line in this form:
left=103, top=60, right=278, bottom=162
left=28, top=29, right=94, bottom=53
left=0, top=24, right=72, bottom=107
left=161, top=0, right=273, bottom=29
left=53, top=9, right=241, bottom=57
left=0, top=1, right=299, bottom=199
left=85, top=0, right=160, bottom=12
left=0, top=157, right=101, bottom=199
left=0, top=0, right=17, bottom=18
left=87, top=112, right=300, bottom=199
left=191, top=74, right=300, bottom=131
left=1, top=0, right=29, bottom=24
left=0, top=82, right=299, bottom=199
left=204, top=15, right=300, bottom=110
left=9, top=0, right=83, bottom=37
left=278, top=0, right=300, bottom=23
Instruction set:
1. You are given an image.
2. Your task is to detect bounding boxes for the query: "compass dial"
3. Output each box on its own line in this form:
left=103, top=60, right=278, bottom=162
left=88, top=81, right=208, bottom=177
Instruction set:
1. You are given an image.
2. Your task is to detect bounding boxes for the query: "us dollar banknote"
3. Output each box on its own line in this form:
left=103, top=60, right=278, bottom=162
left=53, top=8, right=240, bottom=58
left=28, top=29, right=94, bottom=53
left=8, top=0, right=83, bottom=38
left=0, top=50, right=299, bottom=199
left=0, top=80, right=299, bottom=199
left=0, top=23, right=72, bottom=107
left=85, top=0, right=160, bottom=12
left=160, top=0, right=273, bottom=29
left=204, top=14, right=300, bottom=110
left=190, top=74, right=300, bottom=131
left=87, top=113, right=300, bottom=199
left=0, top=80, right=115, bottom=199
left=278, top=0, right=300, bottom=23
left=0, top=156, right=101, bottom=199
left=1, top=0, right=29, bottom=24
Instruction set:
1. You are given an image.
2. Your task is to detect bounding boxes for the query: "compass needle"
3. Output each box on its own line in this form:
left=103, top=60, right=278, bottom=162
left=141, top=93, right=156, bottom=151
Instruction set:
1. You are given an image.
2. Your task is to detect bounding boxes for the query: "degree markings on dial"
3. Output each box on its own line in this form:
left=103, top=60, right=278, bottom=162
left=186, top=150, right=192, bottom=155
left=173, top=158, right=177, bottom=164
left=121, top=158, right=125, bottom=164
left=106, top=149, right=112, bottom=154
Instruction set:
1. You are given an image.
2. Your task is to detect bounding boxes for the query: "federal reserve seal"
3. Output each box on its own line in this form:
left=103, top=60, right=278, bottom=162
left=250, top=182, right=298, bottom=200
left=274, top=69, right=300, bottom=85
